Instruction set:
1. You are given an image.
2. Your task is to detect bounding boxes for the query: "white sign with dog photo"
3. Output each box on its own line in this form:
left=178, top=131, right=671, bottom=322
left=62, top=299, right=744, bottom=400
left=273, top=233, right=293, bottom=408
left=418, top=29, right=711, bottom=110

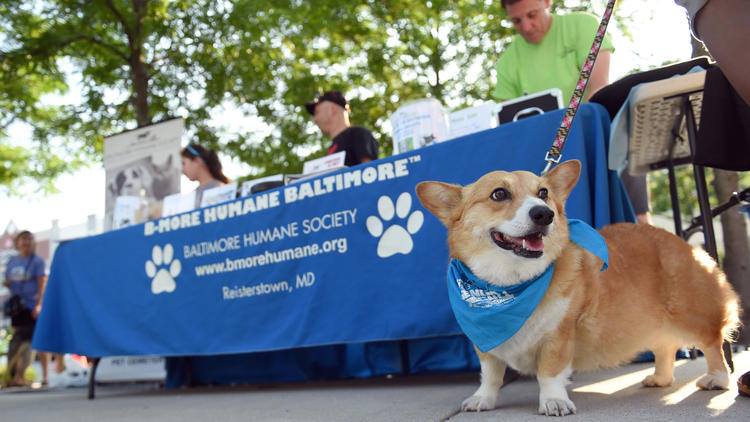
left=103, top=118, right=184, bottom=231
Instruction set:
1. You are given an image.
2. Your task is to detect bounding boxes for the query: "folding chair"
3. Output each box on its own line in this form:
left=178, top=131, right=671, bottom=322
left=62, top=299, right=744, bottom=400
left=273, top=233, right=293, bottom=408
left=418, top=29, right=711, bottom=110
left=593, top=62, right=750, bottom=372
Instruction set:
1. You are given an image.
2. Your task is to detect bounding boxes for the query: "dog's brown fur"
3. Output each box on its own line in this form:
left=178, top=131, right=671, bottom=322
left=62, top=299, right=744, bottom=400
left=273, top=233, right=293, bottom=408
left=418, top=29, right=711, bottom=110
left=417, top=160, right=740, bottom=415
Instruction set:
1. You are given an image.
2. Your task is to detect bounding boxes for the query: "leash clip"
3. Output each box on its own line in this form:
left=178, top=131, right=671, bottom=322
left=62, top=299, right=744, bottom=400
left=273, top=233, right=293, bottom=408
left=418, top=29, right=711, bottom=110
left=541, top=152, right=562, bottom=175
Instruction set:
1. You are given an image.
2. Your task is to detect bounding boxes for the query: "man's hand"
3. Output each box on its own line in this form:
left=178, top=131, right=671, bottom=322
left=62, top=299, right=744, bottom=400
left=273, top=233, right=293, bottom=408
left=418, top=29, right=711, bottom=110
left=33, top=303, right=42, bottom=319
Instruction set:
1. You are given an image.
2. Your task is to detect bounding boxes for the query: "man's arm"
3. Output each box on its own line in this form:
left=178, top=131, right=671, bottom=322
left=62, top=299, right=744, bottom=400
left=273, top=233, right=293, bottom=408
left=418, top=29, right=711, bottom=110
left=493, top=53, right=520, bottom=102
left=573, top=13, right=613, bottom=102
left=584, top=50, right=611, bottom=101
left=32, top=258, right=47, bottom=318
left=33, top=274, right=47, bottom=318
left=695, top=0, right=750, bottom=104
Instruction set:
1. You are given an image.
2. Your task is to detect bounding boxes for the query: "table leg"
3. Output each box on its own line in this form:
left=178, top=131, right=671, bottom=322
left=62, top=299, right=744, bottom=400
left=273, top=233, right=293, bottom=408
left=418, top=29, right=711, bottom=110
left=399, top=340, right=411, bottom=376
left=684, top=96, right=734, bottom=372
left=87, top=357, right=101, bottom=400
left=667, top=106, right=685, bottom=237
left=667, top=164, right=683, bottom=237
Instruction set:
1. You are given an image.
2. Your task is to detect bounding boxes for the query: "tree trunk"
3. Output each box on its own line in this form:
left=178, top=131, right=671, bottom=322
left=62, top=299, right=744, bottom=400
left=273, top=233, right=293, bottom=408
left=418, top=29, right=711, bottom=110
left=130, top=48, right=151, bottom=127
left=428, top=33, right=444, bottom=102
left=105, top=0, right=151, bottom=127
left=130, top=0, right=150, bottom=127
left=711, top=169, right=750, bottom=343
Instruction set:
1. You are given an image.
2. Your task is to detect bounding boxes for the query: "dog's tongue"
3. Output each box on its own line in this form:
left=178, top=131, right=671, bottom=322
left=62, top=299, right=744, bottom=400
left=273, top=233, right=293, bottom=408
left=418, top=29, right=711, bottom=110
left=505, top=233, right=544, bottom=251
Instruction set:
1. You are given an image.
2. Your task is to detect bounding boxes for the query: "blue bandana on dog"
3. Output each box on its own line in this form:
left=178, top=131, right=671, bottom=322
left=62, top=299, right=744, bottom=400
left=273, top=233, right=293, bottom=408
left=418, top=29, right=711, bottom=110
left=447, top=219, right=608, bottom=353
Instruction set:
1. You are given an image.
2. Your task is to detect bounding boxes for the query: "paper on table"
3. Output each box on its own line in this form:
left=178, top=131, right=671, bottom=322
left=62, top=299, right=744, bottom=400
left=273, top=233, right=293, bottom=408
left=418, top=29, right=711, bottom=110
left=200, top=183, right=238, bottom=208
left=162, top=191, right=197, bottom=216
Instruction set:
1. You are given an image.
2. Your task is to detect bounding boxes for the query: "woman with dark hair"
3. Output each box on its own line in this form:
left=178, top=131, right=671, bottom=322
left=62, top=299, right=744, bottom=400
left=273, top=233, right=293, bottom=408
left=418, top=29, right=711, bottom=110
left=170, top=144, right=229, bottom=387
left=3, top=230, right=46, bottom=387
left=180, top=143, right=230, bottom=208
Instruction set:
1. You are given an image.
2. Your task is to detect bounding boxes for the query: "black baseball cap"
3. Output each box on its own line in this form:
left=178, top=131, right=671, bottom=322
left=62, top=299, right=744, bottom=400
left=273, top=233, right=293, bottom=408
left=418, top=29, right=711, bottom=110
left=305, top=91, right=348, bottom=115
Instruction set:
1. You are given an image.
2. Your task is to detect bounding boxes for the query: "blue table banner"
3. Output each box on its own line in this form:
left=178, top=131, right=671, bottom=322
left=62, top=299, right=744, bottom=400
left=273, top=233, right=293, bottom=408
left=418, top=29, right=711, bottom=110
left=33, top=104, right=634, bottom=357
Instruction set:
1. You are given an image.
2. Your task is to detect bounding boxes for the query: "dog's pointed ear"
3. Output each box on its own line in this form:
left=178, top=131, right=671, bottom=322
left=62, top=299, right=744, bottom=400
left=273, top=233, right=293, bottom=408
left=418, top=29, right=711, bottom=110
left=544, top=160, right=580, bottom=201
left=416, top=181, right=463, bottom=227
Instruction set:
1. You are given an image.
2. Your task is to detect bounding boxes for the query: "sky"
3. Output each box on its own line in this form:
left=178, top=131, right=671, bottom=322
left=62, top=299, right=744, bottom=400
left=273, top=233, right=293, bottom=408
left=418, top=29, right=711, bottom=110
left=0, top=1, right=695, bottom=234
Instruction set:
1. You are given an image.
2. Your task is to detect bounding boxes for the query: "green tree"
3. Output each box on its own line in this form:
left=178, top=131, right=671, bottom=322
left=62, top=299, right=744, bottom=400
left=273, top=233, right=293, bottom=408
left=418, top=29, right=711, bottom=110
left=1, top=0, right=605, bottom=190
left=1, top=0, right=240, bottom=189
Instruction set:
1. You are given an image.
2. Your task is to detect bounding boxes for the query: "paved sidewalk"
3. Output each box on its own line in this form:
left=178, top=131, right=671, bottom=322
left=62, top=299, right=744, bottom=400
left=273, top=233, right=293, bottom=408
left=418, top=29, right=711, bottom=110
left=1, top=351, right=749, bottom=421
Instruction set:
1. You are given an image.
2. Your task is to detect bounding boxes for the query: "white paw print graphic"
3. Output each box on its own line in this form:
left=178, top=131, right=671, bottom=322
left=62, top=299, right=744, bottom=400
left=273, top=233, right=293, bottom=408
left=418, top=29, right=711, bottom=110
left=366, top=192, right=424, bottom=258
left=145, top=244, right=181, bottom=294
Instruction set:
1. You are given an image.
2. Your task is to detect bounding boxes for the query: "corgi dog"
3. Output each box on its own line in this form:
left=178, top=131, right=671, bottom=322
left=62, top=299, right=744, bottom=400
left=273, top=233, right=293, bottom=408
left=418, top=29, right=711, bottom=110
left=416, top=160, right=740, bottom=416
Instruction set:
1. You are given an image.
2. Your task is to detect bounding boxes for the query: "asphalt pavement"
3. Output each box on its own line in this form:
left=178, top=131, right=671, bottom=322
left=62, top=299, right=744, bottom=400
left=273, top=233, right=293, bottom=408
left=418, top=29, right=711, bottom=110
left=2, top=350, right=749, bottom=421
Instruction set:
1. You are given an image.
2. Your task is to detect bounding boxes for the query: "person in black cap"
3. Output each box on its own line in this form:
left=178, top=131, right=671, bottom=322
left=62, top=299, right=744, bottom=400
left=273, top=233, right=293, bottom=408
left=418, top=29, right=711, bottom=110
left=306, top=90, right=379, bottom=167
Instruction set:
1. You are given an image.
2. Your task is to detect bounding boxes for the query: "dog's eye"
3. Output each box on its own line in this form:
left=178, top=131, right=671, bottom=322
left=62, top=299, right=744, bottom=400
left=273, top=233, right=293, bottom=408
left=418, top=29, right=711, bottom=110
left=490, top=188, right=510, bottom=201
left=538, top=188, right=548, bottom=200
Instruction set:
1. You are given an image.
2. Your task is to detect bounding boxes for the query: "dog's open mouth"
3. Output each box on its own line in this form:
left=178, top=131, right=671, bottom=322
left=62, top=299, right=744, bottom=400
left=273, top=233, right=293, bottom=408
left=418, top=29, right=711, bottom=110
left=490, top=230, right=545, bottom=258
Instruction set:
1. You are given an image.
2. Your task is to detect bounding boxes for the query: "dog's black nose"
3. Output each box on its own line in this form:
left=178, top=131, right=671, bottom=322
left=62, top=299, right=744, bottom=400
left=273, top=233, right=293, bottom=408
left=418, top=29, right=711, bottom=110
left=529, top=205, right=554, bottom=226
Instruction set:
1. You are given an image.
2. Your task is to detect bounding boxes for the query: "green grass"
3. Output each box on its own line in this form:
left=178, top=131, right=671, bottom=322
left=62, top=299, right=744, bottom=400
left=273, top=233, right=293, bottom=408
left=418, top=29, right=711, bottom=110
left=1, top=327, right=39, bottom=386
left=0, top=364, right=37, bottom=385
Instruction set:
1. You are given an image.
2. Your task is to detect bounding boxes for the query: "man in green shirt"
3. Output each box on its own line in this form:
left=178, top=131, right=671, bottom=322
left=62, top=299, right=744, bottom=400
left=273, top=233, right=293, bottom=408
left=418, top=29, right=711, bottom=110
left=493, top=0, right=614, bottom=104
left=494, top=0, right=653, bottom=224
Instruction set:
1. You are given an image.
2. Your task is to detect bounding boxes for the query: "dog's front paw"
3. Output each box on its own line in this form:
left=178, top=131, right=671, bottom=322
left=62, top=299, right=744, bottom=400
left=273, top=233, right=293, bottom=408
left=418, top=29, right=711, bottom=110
left=461, top=394, right=496, bottom=412
left=696, top=371, right=730, bottom=390
left=642, top=374, right=674, bottom=387
left=539, top=398, right=576, bottom=417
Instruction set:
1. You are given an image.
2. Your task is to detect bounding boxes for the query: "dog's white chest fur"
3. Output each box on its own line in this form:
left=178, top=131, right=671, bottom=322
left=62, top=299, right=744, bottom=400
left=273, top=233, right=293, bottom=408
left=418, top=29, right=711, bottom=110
left=487, top=297, right=571, bottom=374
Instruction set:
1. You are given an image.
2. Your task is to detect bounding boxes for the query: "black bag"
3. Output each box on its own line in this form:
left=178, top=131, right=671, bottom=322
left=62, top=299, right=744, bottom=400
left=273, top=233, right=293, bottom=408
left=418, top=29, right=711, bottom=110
left=4, top=254, right=37, bottom=325
left=3, top=294, right=25, bottom=319
left=5, top=295, right=34, bottom=326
